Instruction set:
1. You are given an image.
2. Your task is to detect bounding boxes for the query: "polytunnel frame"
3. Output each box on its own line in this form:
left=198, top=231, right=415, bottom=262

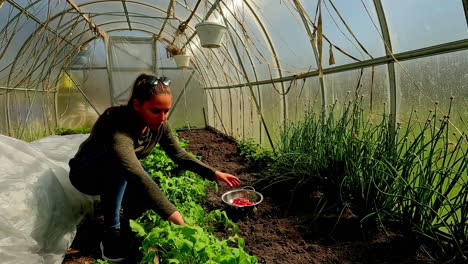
left=172, top=0, right=286, bottom=150
left=204, top=0, right=468, bottom=140
left=6, top=0, right=193, bottom=123
left=2, top=0, right=283, bottom=146
left=4, top=0, right=109, bottom=85
left=141, top=0, right=286, bottom=148
left=140, top=0, right=279, bottom=147
left=2, top=0, right=468, bottom=142
left=216, top=1, right=278, bottom=151
left=4, top=0, right=182, bottom=89
left=2, top=0, right=97, bottom=136
left=49, top=0, right=231, bottom=104
left=179, top=4, right=262, bottom=144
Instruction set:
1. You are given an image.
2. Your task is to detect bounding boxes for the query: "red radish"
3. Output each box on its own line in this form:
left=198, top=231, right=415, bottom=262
left=232, top=197, right=253, bottom=206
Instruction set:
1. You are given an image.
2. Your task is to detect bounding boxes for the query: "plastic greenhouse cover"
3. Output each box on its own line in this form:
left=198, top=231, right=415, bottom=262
left=0, top=134, right=96, bottom=264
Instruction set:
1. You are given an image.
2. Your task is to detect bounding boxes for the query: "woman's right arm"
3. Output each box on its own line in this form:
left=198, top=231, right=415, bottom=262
left=167, top=211, right=185, bottom=225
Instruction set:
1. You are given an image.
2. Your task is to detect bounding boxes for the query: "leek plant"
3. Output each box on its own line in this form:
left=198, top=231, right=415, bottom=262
left=260, top=97, right=467, bottom=261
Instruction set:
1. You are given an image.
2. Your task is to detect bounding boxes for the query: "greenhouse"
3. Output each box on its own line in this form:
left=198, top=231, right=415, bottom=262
left=0, top=0, right=467, bottom=263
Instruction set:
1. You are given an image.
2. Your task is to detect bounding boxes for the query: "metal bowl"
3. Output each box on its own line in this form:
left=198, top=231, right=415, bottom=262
left=221, top=186, right=263, bottom=207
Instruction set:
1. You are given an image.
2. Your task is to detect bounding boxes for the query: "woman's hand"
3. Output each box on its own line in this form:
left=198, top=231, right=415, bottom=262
left=167, top=211, right=186, bottom=225
left=214, top=171, right=241, bottom=187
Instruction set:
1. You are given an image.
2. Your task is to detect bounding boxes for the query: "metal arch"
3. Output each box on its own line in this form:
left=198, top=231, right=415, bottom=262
left=96, top=21, right=174, bottom=34
left=3, top=28, right=86, bottom=136
left=51, top=14, right=177, bottom=43
left=22, top=1, right=179, bottom=82
left=202, top=40, right=264, bottom=142
left=3, top=1, right=95, bottom=87
left=62, top=0, right=168, bottom=16
left=172, top=0, right=285, bottom=142
left=8, top=12, right=96, bottom=81
left=463, top=0, right=468, bottom=26
left=373, top=0, right=397, bottom=134
left=87, top=12, right=174, bottom=19
left=65, top=0, right=106, bottom=38
left=172, top=0, right=266, bottom=142
left=236, top=0, right=287, bottom=124
left=120, top=0, right=132, bottom=30
left=4, top=4, right=166, bottom=62
left=186, top=46, right=230, bottom=133
left=171, top=0, right=263, bottom=89
left=292, top=0, right=326, bottom=116
left=4, top=0, right=77, bottom=47
left=6, top=13, right=85, bottom=87
left=7, top=16, right=105, bottom=113
left=157, top=0, right=174, bottom=42
left=186, top=34, right=251, bottom=135
left=2, top=8, right=96, bottom=64
left=40, top=0, right=172, bottom=33
left=205, top=39, right=468, bottom=90
left=30, top=0, right=235, bottom=54
left=50, top=18, right=179, bottom=50
left=34, top=0, right=188, bottom=44
left=218, top=3, right=275, bottom=151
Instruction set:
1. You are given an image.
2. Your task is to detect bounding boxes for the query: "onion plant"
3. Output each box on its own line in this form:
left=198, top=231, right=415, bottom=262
left=259, top=96, right=467, bottom=261
left=374, top=99, right=468, bottom=261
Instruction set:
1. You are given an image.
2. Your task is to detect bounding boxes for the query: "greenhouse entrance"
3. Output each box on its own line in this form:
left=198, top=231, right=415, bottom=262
left=1, top=0, right=467, bottom=263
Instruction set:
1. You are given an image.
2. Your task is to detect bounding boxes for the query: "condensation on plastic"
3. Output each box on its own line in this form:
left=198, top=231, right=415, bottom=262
left=0, top=134, right=97, bottom=264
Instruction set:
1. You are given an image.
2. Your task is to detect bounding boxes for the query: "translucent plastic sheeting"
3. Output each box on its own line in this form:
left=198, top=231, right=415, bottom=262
left=396, top=49, right=468, bottom=131
left=382, top=0, right=468, bottom=53
left=0, top=134, right=96, bottom=264
left=159, top=69, right=207, bottom=130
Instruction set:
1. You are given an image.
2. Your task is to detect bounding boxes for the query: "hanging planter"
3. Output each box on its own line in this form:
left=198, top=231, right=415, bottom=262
left=173, top=54, right=191, bottom=68
left=166, top=42, right=190, bottom=68
left=195, top=21, right=227, bottom=48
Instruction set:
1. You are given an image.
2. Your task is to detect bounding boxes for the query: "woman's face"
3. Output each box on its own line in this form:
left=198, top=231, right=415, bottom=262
left=133, top=94, right=172, bottom=130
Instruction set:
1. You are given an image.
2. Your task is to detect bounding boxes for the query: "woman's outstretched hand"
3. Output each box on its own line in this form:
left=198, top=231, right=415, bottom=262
left=168, top=211, right=186, bottom=225
left=214, top=171, right=241, bottom=187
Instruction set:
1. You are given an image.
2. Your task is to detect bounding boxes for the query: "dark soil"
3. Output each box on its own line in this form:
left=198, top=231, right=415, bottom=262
left=63, top=127, right=436, bottom=264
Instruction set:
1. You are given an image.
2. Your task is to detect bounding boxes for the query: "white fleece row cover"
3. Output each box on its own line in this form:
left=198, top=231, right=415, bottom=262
left=0, top=134, right=96, bottom=264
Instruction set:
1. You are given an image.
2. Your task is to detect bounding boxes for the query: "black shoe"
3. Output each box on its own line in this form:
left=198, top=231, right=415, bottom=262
left=100, top=228, right=127, bottom=263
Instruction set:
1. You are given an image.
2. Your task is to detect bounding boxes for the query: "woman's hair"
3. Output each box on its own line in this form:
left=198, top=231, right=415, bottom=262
left=127, top=73, right=171, bottom=107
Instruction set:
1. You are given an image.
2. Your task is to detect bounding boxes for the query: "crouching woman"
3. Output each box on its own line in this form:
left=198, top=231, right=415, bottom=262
left=68, top=73, right=240, bottom=262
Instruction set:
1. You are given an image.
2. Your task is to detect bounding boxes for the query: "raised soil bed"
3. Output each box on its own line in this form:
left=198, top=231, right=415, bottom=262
left=63, top=128, right=433, bottom=264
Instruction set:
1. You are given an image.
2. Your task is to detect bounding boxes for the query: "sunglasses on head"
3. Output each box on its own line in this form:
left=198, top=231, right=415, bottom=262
left=145, top=75, right=171, bottom=86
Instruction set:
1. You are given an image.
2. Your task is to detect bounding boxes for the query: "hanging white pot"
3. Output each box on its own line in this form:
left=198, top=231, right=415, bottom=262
left=195, top=21, right=227, bottom=48
left=173, top=54, right=191, bottom=68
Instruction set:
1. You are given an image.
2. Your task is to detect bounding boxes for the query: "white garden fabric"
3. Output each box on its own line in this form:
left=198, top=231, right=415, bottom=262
left=0, top=134, right=95, bottom=264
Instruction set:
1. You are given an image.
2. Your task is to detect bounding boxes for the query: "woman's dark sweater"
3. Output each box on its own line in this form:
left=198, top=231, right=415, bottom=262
left=69, top=105, right=217, bottom=219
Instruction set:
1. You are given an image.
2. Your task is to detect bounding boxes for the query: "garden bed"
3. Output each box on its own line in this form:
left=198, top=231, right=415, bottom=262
left=63, top=128, right=433, bottom=264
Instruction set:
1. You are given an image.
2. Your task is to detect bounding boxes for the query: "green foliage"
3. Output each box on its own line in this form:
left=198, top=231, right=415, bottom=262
left=131, top=136, right=255, bottom=264
left=141, top=132, right=192, bottom=176
left=142, top=145, right=179, bottom=175
left=133, top=222, right=254, bottom=264
left=237, top=138, right=273, bottom=168
left=54, top=126, right=92, bottom=135
left=90, top=259, right=114, bottom=264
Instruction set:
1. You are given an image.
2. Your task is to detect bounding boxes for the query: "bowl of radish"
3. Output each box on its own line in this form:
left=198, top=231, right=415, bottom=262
left=221, top=186, right=263, bottom=207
